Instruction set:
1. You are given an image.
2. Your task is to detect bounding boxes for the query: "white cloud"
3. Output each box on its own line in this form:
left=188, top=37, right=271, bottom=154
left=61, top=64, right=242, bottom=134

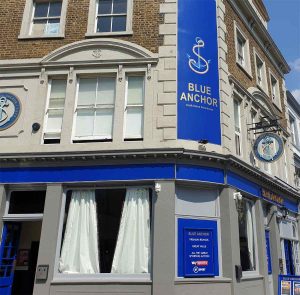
left=292, top=89, right=300, bottom=104
left=289, top=58, right=300, bottom=72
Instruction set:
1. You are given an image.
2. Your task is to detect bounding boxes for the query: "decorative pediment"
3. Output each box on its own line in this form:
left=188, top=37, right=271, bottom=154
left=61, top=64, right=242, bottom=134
left=41, top=39, right=158, bottom=65
left=248, top=87, right=278, bottom=118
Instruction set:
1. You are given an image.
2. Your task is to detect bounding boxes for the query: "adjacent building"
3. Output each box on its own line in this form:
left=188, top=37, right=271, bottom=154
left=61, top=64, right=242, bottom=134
left=0, top=0, right=299, bottom=295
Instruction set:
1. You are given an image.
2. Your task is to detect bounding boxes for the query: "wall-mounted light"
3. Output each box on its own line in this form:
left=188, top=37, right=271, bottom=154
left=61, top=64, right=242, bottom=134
left=154, top=182, right=161, bottom=193
left=233, top=192, right=243, bottom=201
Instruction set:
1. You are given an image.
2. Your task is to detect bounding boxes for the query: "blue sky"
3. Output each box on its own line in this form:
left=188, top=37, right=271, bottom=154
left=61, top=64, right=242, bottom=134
left=264, top=0, right=300, bottom=103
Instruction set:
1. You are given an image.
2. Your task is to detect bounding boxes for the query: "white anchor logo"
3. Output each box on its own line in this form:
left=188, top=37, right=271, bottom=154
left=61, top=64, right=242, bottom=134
left=0, top=97, right=9, bottom=123
left=187, top=37, right=210, bottom=75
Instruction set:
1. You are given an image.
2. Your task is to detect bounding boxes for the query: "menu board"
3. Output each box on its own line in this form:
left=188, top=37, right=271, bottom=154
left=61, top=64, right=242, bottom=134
left=178, top=218, right=219, bottom=278
left=279, top=275, right=300, bottom=295
left=184, top=229, right=214, bottom=276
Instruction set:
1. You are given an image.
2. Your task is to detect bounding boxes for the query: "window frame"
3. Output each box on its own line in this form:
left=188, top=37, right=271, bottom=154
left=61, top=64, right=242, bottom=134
left=233, top=98, right=242, bottom=157
left=53, top=185, right=153, bottom=282
left=123, top=74, right=145, bottom=141
left=237, top=196, right=259, bottom=276
left=86, top=0, right=133, bottom=37
left=269, top=70, right=281, bottom=110
left=42, top=78, right=67, bottom=144
left=234, top=22, right=252, bottom=77
left=19, top=0, right=68, bottom=39
left=3, top=188, right=46, bottom=221
left=289, top=114, right=299, bottom=147
left=253, top=49, right=268, bottom=94
left=72, top=75, right=117, bottom=142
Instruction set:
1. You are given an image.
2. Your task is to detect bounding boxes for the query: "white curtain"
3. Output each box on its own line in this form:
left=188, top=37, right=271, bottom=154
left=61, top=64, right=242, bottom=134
left=111, top=188, right=150, bottom=274
left=59, top=190, right=100, bottom=274
left=246, top=201, right=254, bottom=270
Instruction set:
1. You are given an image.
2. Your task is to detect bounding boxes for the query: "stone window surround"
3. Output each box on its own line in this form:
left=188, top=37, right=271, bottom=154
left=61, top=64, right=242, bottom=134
left=268, top=69, right=282, bottom=110
left=40, top=66, right=150, bottom=144
left=72, top=72, right=145, bottom=142
left=234, top=21, right=252, bottom=78
left=86, top=0, right=133, bottom=37
left=18, top=0, right=68, bottom=39
left=253, top=48, right=268, bottom=95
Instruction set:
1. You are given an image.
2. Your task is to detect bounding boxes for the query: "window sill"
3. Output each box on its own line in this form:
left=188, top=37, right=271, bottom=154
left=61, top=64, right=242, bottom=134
left=175, top=277, right=232, bottom=284
left=241, top=274, right=263, bottom=282
left=52, top=275, right=151, bottom=284
left=85, top=31, right=133, bottom=38
left=236, top=61, right=253, bottom=80
left=18, top=34, right=65, bottom=40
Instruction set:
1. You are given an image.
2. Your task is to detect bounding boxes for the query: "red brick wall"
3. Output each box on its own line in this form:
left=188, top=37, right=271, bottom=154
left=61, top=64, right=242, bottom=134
left=0, top=0, right=161, bottom=59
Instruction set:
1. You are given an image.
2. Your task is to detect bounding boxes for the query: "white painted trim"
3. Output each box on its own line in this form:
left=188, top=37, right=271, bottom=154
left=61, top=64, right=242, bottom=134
left=253, top=48, right=269, bottom=95
left=268, top=68, right=282, bottom=111
left=234, top=21, right=252, bottom=78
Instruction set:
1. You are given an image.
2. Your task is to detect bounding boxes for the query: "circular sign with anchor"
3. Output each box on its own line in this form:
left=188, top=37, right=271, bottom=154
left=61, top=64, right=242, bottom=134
left=0, top=93, right=21, bottom=130
left=253, top=132, right=284, bottom=163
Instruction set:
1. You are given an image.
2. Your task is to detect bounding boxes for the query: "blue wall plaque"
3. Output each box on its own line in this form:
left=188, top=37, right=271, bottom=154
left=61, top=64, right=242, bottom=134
left=178, top=218, right=219, bottom=277
left=177, top=0, right=221, bottom=144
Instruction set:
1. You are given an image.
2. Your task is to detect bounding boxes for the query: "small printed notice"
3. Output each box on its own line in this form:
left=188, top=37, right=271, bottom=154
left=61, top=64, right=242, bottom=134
left=278, top=275, right=300, bottom=295
left=184, top=228, right=214, bottom=277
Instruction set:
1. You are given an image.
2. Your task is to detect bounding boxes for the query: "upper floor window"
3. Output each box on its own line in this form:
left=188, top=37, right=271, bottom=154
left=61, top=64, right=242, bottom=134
left=73, top=77, right=116, bottom=142
left=234, top=22, right=251, bottom=76
left=254, top=52, right=268, bottom=93
left=43, top=79, right=67, bottom=144
left=31, top=1, right=62, bottom=35
left=289, top=115, right=299, bottom=146
left=124, top=76, right=145, bottom=140
left=269, top=72, right=281, bottom=109
left=71, top=72, right=146, bottom=143
left=234, top=99, right=242, bottom=156
left=86, top=0, right=133, bottom=36
left=19, top=0, right=68, bottom=39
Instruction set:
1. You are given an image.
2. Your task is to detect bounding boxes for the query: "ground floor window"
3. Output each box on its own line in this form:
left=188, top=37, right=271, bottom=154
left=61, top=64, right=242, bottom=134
left=58, top=188, right=151, bottom=274
left=238, top=198, right=256, bottom=272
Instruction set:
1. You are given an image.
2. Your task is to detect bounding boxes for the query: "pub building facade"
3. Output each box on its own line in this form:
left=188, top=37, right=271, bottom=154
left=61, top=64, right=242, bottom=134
left=0, top=0, right=299, bottom=295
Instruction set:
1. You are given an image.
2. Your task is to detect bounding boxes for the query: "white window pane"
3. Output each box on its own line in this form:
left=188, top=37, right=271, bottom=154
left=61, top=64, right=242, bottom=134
left=97, top=77, right=115, bottom=105
left=49, top=80, right=66, bottom=108
left=127, top=76, right=144, bottom=105
left=45, top=20, right=60, bottom=35
left=78, top=79, right=97, bottom=106
left=234, top=100, right=240, bottom=131
left=75, top=110, right=94, bottom=137
left=125, top=107, right=143, bottom=138
left=32, top=20, right=47, bottom=35
left=46, top=109, right=63, bottom=132
left=94, top=109, right=113, bottom=138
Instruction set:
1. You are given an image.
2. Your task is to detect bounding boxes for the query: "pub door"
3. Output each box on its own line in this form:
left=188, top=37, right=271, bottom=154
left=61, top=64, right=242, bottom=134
left=0, top=223, right=21, bottom=295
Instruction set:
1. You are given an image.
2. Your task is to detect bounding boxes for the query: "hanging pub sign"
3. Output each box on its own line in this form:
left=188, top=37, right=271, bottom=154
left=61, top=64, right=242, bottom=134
left=253, top=132, right=284, bottom=163
left=0, top=93, right=21, bottom=130
left=177, top=0, right=221, bottom=144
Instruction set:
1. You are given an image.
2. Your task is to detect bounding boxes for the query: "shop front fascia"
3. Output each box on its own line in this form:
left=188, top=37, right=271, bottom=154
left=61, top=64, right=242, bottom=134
left=0, top=148, right=298, bottom=295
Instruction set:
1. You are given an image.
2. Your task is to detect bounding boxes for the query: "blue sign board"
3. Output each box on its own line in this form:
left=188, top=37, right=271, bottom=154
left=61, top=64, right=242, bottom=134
left=184, top=228, right=215, bottom=276
left=278, top=275, right=300, bottom=295
left=177, top=0, right=221, bottom=144
left=178, top=218, right=219, bottom=277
